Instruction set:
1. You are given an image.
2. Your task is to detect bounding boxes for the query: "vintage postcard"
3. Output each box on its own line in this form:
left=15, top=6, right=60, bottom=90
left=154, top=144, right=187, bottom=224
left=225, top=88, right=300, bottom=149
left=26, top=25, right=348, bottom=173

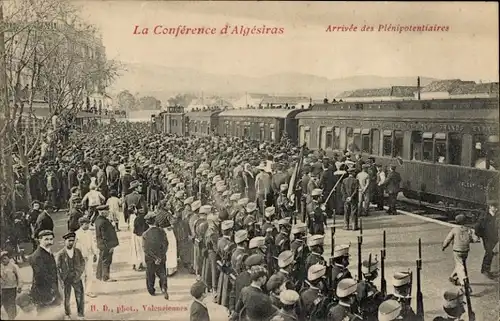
left=0, top=1, right=498, bottom=321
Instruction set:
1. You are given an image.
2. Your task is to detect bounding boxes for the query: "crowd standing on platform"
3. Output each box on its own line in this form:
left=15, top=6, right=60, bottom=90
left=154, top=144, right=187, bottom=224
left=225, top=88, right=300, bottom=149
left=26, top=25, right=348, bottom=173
left=0, top=121, right=498, bottom=321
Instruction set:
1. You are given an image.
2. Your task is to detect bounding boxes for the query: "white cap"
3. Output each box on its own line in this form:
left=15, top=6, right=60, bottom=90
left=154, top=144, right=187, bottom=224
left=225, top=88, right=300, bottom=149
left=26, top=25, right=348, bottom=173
left=265, top=207, right=276, bottom=217
left=333, top=244, right=350, bottom=258
left=307, top=234, right=324, bottom=247
left=378, top=300, right=402, bottom=321
left=221, top=220, right=234, bottom=231
left=307, top=264, right=326, bottom=281
left=392, top=271, right=412, bottom=287
left=249, top=236, right=266, bottom=249
left=311, top=188, right=323, bottom=197
left=336, top=278, right=357, bottom=298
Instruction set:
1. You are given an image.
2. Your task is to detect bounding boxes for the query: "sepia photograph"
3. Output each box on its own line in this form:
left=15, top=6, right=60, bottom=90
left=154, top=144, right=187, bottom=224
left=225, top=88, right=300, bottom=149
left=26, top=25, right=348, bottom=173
left=0, top=1, right=498, bottom=320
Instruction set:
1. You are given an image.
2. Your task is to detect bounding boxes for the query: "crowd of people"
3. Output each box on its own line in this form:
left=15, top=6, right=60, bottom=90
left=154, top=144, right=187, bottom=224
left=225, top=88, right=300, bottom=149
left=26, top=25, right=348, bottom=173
left=0, top=121, right=498, bottom=321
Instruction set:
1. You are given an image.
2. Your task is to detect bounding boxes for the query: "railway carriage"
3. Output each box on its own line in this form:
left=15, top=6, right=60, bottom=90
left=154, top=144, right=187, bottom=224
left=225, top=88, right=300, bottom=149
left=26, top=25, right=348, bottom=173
left=296, top=108, right=499, bottom=208
left=185, top=110, right=222, bottom=137
left=217, top=108, right=305, bottom=144
left=158, top=106, right=186, bottom=135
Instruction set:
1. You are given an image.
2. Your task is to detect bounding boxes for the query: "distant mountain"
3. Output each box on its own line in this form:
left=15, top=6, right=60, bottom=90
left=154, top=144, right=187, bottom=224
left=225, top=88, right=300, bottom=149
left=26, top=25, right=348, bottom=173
left=109, top=62, right=438, bottom=99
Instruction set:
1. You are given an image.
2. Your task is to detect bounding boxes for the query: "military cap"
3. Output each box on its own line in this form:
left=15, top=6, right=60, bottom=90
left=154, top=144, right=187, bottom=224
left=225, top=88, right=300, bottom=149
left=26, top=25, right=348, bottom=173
left=191, top=200, right=202, bottom=211
left=221, top=220, right=234, bottom=231
left=96, top=204, right=109, bottom=211
left=337, top=278, right=358, bottom=298
left=333, top=244, right=350, bottom=258
left=378, top=300, right=402, bottom=321
left=62, top=232, right=76, bottom=240
left=230, top=193, right=241, bottom=201
left=307, top=234, right=324, bottom=247
left=78, top=216, right=90, bottom=224
left=243, top=215, right=256, bottom=226
left=487, top=199, right=499, bottom=206
left=280, top=290, right=300, bottom=305
left=308, top=264, right=326, bottom=281
left=277, top=250, right=294, bottom=268
left=249, top=236, right=266, bottom=249
left=129, top=180, right=140, bottom=189
left=199, top=205, right=212, bottom=214
left=455, top=214, right=466, bottom=224
left=280, top=184, right=289, bottom=192
left=245, top=254, right=264, bottom=268
left=184, top=196, right=194, bottom=205
left=238, top=197, right=250, bottom=206
left=311, top=188, right=323, bottom=197
left=362, top=257, right=379, bottom=274
left=171, top=178, right=180, bottom=185
left=246, top=202, right=257, bottom=213
left=216, top=184, right=226, bottom=193
left=392, top=271, right=412, bottom=287
left=190, top=281, right=207, bottom=298
left=235, top=230, right=249, bottom=244
left=265, top=206, right=276, bottom=217
left=441, top=288, right=465, bottom=310
left=278, top=218, right=291, bottom=226
left=291, top=222, right=307, bottom=234
left=38, top=230, right=54, bottom=238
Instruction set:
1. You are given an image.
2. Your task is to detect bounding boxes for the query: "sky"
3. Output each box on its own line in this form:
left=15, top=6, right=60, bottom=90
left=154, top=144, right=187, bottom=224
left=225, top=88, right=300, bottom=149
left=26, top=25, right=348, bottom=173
left=77, top=1, right=499, bottom=82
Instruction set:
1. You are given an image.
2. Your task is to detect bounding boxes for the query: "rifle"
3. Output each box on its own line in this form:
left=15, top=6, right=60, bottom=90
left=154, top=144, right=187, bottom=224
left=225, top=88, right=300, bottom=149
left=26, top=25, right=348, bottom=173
left=463, top=259, right=475, bottom=321
left=380, top=230, right=387, bottom=297
left=328, top=226, right=336, bottom=289
left=416, top=238, right=424, bottom=321
left=357, top=218, right=363, bottom=282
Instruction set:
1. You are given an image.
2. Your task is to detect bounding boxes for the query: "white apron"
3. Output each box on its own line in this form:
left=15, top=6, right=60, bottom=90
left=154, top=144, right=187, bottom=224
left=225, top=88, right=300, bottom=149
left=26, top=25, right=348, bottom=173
left=164, top=227, right=178, bottom=276
left=129, top=214, right=145, bottom=266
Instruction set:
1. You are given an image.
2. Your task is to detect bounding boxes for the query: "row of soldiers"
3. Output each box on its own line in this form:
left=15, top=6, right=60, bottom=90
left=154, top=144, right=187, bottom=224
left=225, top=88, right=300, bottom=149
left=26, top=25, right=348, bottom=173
left=159, top=153, right=471, bottom=321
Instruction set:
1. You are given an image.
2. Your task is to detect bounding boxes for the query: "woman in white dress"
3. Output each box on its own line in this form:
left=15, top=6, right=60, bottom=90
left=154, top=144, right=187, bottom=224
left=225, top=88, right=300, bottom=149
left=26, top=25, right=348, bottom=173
left=129, top=207, right=146, bottom=271
left=163, top=222, right=178, bottom=276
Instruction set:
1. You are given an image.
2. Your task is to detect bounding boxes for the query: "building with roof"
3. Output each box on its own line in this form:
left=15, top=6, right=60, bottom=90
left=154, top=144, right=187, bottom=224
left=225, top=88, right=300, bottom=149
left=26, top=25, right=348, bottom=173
left=336, top=86, right=418, bottom=102
left=187, top=97, right=233, bottom=111
left=232, top=93, right=271, bottom=109
left=417, top=79, right=475, bottom=99
left=449, top=82, right=499, bottom=99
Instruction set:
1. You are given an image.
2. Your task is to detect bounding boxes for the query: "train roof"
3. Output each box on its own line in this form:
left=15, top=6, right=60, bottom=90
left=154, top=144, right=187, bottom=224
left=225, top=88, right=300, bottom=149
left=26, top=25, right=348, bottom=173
left=218, top=108, right=305, bottom=118
left=297, top=108, right=499, bottom=121
left=185, top=110, right=221, bottom=117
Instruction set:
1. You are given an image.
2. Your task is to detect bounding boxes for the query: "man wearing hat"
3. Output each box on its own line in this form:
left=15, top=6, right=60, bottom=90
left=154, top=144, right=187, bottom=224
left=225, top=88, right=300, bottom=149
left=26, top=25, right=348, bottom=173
left=270, top=250, right=296, bottom=291
left=33, top=202, right=55, bottom=240
left=276, top=183, right=294, bottom=219
left=74, top=216, right=98, bottom=298
left=275, top=218, right=292, bottom=253
left=231, top=254, right=264, bottom=320
left=123, top=180, right=147, bottom=226
left=327, top=278, right=362, bottom=321
left=94, top=205, right=119, bottom=282
left=306, top=189, right=327, bottom=235
left=142, top=211, right=169, bottom=299
left=255, top=162, right=272, bottom=215
left=189, top=200, right=202, bottom=275
left=231, top=230, right=250, bottom=275
left=340, top=167, right=359, bottom=230
left=380, top=165, right=402, bottom=215
left=290, top=223, right=309, bottom=288
left=244, top=212, right=258, bottom=239
left=356, top=163, right=371, bottom=217
left=261, top=206, right=278, bottom=237
left=443, top=214, right=480, bottom=287
left=271, top=163, right=289, bottom=203
left=203, top=213, right=220, bottom=297
left=67, top=197, right=84, bottom=232
left=474, top=198, right=499, bottom=279
left=56, top=232, right=85, bottom=319
left=330, top=244, right=353, bottom=300
left=300, top=264, right=330, bottom=319
left=305, top=235, right=326, bottom=271
left=356, top=256, right=384, bottom=320
left=432, top=289, right=466, bottom=321
left=194, top=206, right=210, bottom=278
left=386, top=271, right=416, bottom=318
left=249, top=236, right=267, bottom=262
left=272, top=290, right=300, bottom=321
left=377, top=299, right=403, bottom=321
left=28, top=230, right=61, bottom=314
left=217, top=220, right=235, bottom=308
left=1, top=250, right=22, bottom=320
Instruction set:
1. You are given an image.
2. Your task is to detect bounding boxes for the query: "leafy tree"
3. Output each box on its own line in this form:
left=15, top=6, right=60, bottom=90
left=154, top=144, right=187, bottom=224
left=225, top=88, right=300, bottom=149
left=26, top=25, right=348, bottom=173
left=117, top=90, right=136, bottom=110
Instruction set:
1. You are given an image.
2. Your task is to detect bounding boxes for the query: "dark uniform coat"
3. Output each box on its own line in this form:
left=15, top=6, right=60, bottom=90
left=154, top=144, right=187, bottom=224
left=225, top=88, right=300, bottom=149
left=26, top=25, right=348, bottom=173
left=29, top=247, right=61, bottom=306
left=94, top=215, right=119, bottom=250
left=327, top=302, right=362, bottom=321
left=305, top=252, right=326, bottom=272
left=190, top=300, right=210, bottom=321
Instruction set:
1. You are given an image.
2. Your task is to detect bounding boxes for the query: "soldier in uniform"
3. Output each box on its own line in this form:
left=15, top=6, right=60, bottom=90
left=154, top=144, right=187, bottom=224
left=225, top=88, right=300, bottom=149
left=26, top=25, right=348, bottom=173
left=196, top=205, right=211, bottom=285
left=217, top=220, right=235, bottom=309
left=235, top=265, right=276, bottom=321
left=267, top=274, right=285, bottom=307
left=203, top=213, right=220, bottom=299
left=330, top=244, right=353, bottom=300
left=341, top=168, right=359, bottom=230
left=307, top=189, right=327, bottom=235
left=245, top=202, right=259, bottom=238
left=275, top=218, right=292, bottom=253
left=356, top=257, right=384, bottom=320
left=299, top=264, right=330, bottom=320
left=231, top=230, right=250, bottom=274
left=228, top=193, right=241, bottom=219
left=271, top=290, right=301, bottom=321
left=248, top=236, right=267, bottom=262
left=327, top=278, right=363, bottom=321
left=277, top=184, right=294, bottom=219
left=270, top=250, right=296, bottom=291
left=378, top=299, right=404, bottom=321
left=262, top=207, right=278, bottom=237
left=189, top=200, right=202, bottom=276
left=385, top=271, right=417, bottom=319
left=290, top=223, right=309, bottom=289
left=305, top=235, right=326, bottom=272
left=432, top=289, right=466, bottom=321
left=234, top=197, right=249, bottom=230
left=231, top=254, right=265, bottom=321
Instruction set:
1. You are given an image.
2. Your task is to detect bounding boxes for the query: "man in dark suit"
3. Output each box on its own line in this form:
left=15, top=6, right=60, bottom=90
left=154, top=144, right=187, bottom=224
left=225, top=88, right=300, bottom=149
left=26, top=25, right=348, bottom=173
left=142, top=212, right=169, bottom=299
left=28, top=230, right=61, bottom=315
left=341, top=168, right=359, bottom=230
left=33, top=202, right=54, bottom=239
left=190, top=281, right=210, bottom=321
left=123, top=180, right=147, bottom=223
left=94, top=205, right=119, bottom=282
left=319, top=158, right=335, bottom=218
left=56, top=232, right=85, bottom=319
left=475, top=199, right=499, bottom=279
left=381, top=165, right=402, bottom=215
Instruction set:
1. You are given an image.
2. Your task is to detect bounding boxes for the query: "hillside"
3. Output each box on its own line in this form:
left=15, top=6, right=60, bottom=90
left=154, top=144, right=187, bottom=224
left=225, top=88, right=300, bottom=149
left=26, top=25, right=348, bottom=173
left=109, top=62, right=437, bottom=99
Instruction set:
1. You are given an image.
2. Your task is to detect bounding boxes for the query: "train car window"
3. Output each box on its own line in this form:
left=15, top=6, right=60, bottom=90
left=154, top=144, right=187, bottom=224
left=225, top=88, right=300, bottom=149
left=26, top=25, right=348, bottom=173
left=352, top=128, right=362, bottom=152
left=319, top=126, right=325, bottom=150
left=304, top=129, right=311, bottom=148
left=325, top=129, right=333, bottom=149
left=371, top=129, right=380, bottom=155
left=434, top=133, right=447, bottom=163
left=260, top=126, right=265, bottom=141
left=448, top=133, right=462, bottom=165
left=382, top=130, right=393, bottom=156
left=393, top=130, right=404, bottom=157
left=346, top=127, right=354, bottom=152
left=472, top=134, right=487, bottom=167
left=271, top=129, right=275, bottom=141
left=422, top=132, right=434, bottom=162
left=411, top=131, right=423, bottom=161
left=361, top=129, right=371, bottom=153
